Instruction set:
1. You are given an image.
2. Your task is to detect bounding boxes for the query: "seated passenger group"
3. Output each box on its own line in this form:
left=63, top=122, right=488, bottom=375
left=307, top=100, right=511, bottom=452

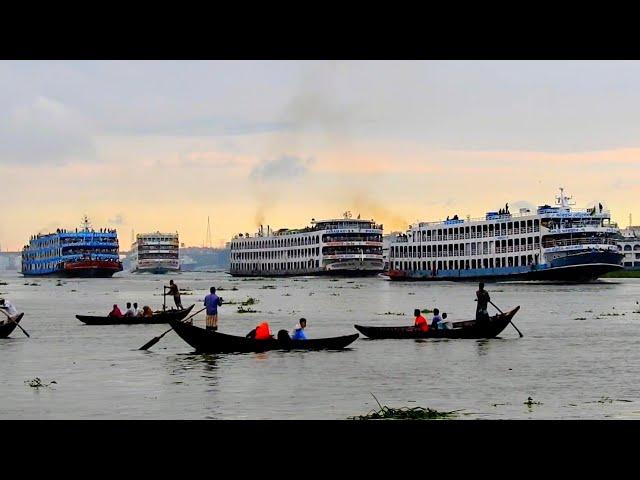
left=245, top=318, right=309, bottom=341
left=414, top=308, right=453, bottom=330
left=108, top=302, right=153, bottom=318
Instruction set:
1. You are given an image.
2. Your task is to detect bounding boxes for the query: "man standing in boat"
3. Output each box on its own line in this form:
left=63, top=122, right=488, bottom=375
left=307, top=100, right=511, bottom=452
left=204, top=287, right=222, bottom=331
left=475, top=282, right=491, bottom=326
left=165, top=280, right=183, bottom=310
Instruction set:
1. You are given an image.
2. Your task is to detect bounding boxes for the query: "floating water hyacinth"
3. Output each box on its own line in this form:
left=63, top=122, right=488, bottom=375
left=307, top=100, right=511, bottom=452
left=25, top=377, right=57, bottom=388
left=237, top=306, right=258, bottom=314
left=351, top=394, right=461, bottom=420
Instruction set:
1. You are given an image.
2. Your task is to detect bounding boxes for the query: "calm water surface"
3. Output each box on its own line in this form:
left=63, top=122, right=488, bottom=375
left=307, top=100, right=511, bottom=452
left=1, top=271, right=639, bottom=419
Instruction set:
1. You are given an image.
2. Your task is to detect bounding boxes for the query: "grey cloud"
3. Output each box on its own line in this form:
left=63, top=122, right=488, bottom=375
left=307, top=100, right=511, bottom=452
left=0, top=96, right=96, bottom=165
left=249, top=155, right=315, bottom=181
left=108, top=214, right=126, bottom=225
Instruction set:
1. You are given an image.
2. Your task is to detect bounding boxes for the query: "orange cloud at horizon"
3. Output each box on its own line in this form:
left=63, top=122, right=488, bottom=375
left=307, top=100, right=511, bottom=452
left=3, top=138, right=640, bottom=251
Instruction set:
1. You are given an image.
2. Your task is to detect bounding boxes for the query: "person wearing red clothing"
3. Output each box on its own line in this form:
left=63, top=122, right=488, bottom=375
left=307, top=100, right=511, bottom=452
left=414, top=308, right=429, bottom=332
left=108, top=304, right=124, bottom=318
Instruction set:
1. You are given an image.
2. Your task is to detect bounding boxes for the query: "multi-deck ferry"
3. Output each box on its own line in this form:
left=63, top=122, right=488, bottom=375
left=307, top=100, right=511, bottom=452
left=229, top=213, right=384, bottom=276
left=21, top=217, right=123, bottom=277
left=131, top=232, right=180, bottom=274
left=388, top=189, right=623, bottom=282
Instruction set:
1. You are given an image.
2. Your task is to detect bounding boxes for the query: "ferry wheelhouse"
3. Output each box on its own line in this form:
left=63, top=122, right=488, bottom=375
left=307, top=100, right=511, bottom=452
left=21, top=217, right=123, bottom=277
left=229, top=213, right=384, bottom=276
left=131, top=232, right=180, bottom=274
left=388, top=189, right=623, bottom=282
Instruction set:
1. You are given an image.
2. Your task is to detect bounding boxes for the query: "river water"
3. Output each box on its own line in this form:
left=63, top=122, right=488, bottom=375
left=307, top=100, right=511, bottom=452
left=1, top=270, right=639, bottom=419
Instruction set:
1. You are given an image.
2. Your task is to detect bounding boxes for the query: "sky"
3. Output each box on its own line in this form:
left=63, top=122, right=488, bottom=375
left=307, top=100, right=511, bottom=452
left=2, top=60, right=640, bottom=251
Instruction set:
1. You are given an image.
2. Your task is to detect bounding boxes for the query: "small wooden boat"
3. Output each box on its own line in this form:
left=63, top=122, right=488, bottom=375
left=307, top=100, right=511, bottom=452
left=76, top=304, right=194, bottom=325
left=169, top=319, right=359, bottom=353
left=0, top=313, right=25, bottom=338
left=354, top=306, right=520, bottom=339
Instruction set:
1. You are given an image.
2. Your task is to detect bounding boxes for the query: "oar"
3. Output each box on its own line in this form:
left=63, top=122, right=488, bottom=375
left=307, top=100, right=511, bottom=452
left=489, top=300, right=523, bottom=338
left=139, top=306, right=205, bottom=351
left=0, top=309, right=30, bottom=338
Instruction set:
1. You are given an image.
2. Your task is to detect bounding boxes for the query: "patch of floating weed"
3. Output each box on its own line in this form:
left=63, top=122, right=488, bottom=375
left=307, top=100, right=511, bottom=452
left=0, top=281, right=8, bottom=286
left=421, top=308, right=434, bottom=314
left=260, top=285, right=276, bottom=289
left=377, top=312, right=406, bottom=316
left=237, top=306, right=258, bottom=314
left=587, top=396, right=633, bottom=404
left=241, top=297, right=258, bottom=306
left=283, top=293, right=292, bottom=296
left=574, top=317, right=587, bottom=321
left=350, top=394, right=462, bottom=420
left=25, top=377, right=57, bottom=388
left=524, top=396, right=542, bottom=407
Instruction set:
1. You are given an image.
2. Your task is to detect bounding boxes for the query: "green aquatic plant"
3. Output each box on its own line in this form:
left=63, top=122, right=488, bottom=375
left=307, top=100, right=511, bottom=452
left=378, top=312, right=406, bottom=316
left=25, top=378, right=57, bottom=388
left=260, top=285, right=276, bottom=289
left=0, top=281, right=8, bottom=286
left=351, top=394, right=461, bottom=420
left=524, top=396, right=542, bottom=407
left=237, top=306, right=258, bottom=314
left=421, top=308, right=434, bottom=313
left=574, top=317, right=587, bottom=321
left=241, top=297, right=258, bottom=306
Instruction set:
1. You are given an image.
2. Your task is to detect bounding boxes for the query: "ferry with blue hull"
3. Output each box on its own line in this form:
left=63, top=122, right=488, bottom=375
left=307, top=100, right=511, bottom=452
left=388, top=188, right=624, bottom=282
left=21, top=217, right=123, bottom=278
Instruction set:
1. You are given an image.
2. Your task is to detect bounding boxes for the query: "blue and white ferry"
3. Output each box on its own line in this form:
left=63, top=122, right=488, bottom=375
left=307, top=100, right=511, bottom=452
left=388, top=188, right=623, bottom=282
left=21, top=216, right=123, bottom=277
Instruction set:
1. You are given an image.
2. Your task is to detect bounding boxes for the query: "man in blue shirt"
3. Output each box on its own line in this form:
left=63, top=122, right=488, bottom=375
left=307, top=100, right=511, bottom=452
left=204, top=287, right=222, bottom=331
left=431, top=308, right=443, bottom=329
left=291, top=318, right=307, bottom=340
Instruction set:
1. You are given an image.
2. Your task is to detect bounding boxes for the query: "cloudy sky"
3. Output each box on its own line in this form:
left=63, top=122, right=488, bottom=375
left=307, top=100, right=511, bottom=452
left=2, top=60, right=640, bottom=250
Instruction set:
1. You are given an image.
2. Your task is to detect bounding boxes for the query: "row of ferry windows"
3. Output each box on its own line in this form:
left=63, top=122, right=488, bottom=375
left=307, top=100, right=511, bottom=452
left=622, top=244, right=640, bottom=251
left=233, top=236, right=321, bottom=249
left=391, top=237, right=541, bottom=257
left=231, top=246, right=384, bottom=260
left=393, top=254, right=540, bottom=271
left=231, top=234, right=381, bottom=250
left=23, top=249, right=117, bottom=260
left=231, top=260, right=320, bottom=271
left=407, top=220, right=540, bottom=241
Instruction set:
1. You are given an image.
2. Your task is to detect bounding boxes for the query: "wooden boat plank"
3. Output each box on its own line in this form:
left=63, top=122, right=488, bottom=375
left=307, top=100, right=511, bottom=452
left=0, top=312, right=24, bottom=338
left=169, top=320, right=359, bottom=353
left=354, top=306, right=520, bottom=339
left=76, top=304, right=194, bottom=325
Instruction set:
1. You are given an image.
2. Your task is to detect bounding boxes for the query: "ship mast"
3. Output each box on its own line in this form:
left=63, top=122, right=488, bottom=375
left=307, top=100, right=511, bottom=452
left=556, top=187, right=575, bottom=211
left=81, top=215, right=92, bottom=232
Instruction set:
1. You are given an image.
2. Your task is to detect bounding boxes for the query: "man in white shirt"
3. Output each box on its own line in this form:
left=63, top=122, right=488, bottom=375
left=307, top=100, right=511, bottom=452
left=0, top=298, right=18, bottom=322
left=133, top=302, right=142, bottom=317
left=124, top=302, right=135, bottom=317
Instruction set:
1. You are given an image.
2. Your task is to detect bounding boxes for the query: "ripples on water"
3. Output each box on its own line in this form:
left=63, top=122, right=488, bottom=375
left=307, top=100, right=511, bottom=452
left=1, top=271, right=639, bottom=419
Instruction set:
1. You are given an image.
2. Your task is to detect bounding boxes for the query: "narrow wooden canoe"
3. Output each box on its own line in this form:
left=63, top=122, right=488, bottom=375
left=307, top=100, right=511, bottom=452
left=354, top=306, right=521, bottom=339
left=76, top=304, right=194, bottom=325
left=0, top=313, right=25, bottom=338
left=169, top=319, right=359, bottom=353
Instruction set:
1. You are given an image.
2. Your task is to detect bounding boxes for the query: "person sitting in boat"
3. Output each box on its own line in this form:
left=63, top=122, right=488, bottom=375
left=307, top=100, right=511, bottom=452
left=475, top=282, right=491, bottom=325
left=414, top=309, right=429, bottom=332
left=430, top=308, right=443, bottom=329
left=142, top=306, right=154, bottom=317
left=0, top=298, right=18, bottom=323
left=439, top=312, right=453, bottom=330
left=124, top=302, right=135, bottom=317
left=108, top=304, right=124, bottom=318
left=291, top=318, right=308, bottom=340
left=246, top=322, right=273, bottom=340
left=133, top=302, right=142, bottom=316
